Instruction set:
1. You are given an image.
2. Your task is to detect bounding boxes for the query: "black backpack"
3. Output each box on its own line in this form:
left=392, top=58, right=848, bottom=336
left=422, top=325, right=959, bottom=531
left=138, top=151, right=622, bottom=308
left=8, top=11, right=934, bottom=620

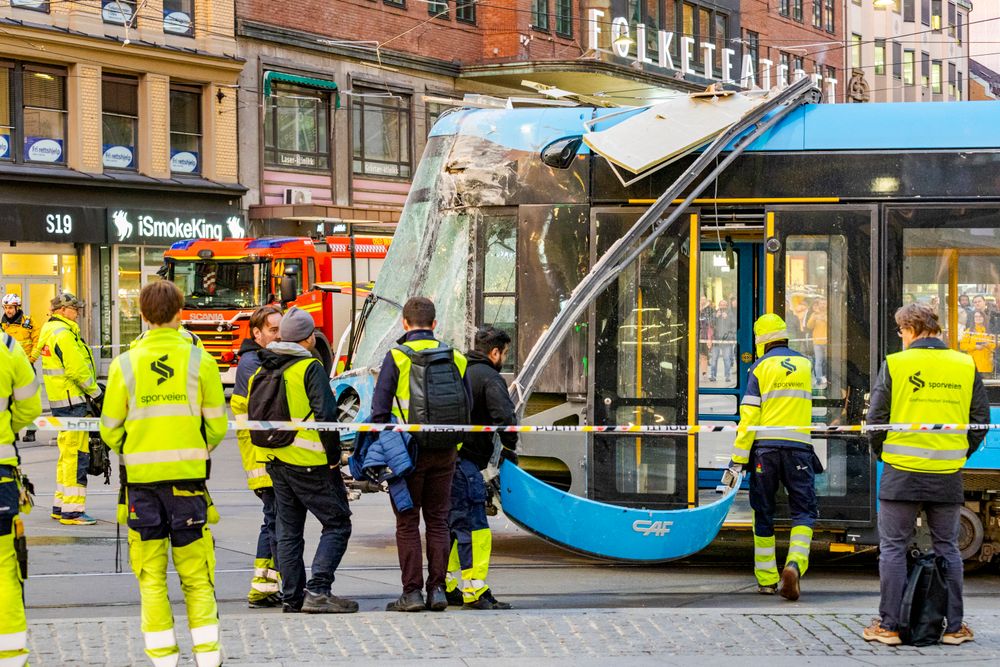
left=395, top=343, right=469, bottom=449
left=898, top=550, right=949, bottom=646
left=248, top=357, right=312, bottom=449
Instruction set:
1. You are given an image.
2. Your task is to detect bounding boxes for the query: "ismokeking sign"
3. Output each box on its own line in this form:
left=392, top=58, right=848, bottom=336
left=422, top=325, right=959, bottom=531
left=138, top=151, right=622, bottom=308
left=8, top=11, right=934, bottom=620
left=107, top=208, right=246, bottom=245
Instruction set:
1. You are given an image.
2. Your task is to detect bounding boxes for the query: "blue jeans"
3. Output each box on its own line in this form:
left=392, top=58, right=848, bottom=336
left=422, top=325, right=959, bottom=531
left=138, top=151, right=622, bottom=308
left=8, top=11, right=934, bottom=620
left=813, top=344, right=827, bottom=381
left=267, top=462, right=352, bottom=605
left=878, top=500, right=964, bottom=633
left=709, top=342, right=735, bottom=380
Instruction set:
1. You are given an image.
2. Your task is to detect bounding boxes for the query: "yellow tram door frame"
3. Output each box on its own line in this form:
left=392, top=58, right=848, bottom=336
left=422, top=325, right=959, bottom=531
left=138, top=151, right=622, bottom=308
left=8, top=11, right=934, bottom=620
left=687, top=212, right=700, bottom=508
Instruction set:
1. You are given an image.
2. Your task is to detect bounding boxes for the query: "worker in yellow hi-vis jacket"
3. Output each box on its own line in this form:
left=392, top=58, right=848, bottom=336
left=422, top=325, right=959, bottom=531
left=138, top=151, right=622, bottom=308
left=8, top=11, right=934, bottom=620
left=100, top=281, right=227, bottom=667
left=0, top=331, right=42, bottom=667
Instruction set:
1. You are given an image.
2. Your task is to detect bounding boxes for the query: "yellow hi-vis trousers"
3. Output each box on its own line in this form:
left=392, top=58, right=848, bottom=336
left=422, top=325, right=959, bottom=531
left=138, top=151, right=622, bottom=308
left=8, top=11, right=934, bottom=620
left=445, top=458, right=492, bottom=603
left=52, top=430, right=88, bottom=519
left=0, top=517, right=28, bottom=667
left=753, top=526, right=813, bottom=587
left=129, top=527, right=220, bottom=667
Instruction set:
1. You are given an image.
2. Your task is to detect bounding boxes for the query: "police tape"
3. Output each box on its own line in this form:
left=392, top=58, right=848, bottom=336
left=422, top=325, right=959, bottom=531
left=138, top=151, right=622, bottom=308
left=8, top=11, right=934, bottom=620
left=27, top=417, right=1000, bottom=434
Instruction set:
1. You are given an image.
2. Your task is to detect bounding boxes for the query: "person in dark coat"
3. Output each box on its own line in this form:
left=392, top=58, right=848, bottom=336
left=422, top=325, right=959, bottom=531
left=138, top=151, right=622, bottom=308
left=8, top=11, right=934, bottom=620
left=446, top=326, right=518, bottom=610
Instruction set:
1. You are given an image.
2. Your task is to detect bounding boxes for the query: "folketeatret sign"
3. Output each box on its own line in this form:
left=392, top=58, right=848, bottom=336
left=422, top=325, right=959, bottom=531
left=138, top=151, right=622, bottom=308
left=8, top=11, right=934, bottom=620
left=107, top=208, right=246, bottom=244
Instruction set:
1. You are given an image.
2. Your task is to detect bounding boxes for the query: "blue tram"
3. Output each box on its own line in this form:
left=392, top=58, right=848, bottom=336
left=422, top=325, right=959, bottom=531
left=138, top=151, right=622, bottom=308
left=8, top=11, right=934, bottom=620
left=333, top=94, right=1000, bottom=565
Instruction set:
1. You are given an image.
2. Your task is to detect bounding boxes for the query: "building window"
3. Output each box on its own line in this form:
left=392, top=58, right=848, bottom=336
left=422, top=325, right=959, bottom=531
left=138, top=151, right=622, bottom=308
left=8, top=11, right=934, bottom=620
left=456, top=0, right=476, bottom=24
left=683, top=3, right=695, bottom=43
left=921, top=51, right=929, bottom=87
left=352, top=87, right=411, bottom=178
left=793, top=56, right=804, bottom=79
left=931, top=60, right=942, bottom=93
left=780, top=52, right=791, bottom=85
left=793, top=0, right=803, bottom=22
left=555, top=0, right=572, bottom=37
left=264, top=84, right=330, bottom=171
left=957, top=70, right=963, bottom=99
left=169, top=85, right=201, bottom=174
left=102, top=0, right=136, bottom=25
left=824, top=0, right=834, bottom=32
left=102, top=74, right=138, bottom=170
left=903, top=0, right=914, bottom=21
left=163, top=0, right=194, bottom=36
left=825, top=65, right=836, bottom=101
left=10, top=0, right=49, bottom=12
left=812, top=0, right=821, bottom=28
left=903, top=50, right=914, bottom=85
left=851, top=33, right=862, bottom=69
left=747, top=30, right=760, bottom=73
left=874, top=40, right=886, bottom=75
left=23, top=65, right=67, bottom=164
left=931, top=0, right=941, bottom=31
left=426, top=99, right=458, bottom=136
left=383, top=0, right=405, bottom=7
left=532, top=0, right=549, bottom=31
left=947, top=2, right=955, bottom=36
left=921, top=0, right=930, bottom=25
left=892, top=41, right=902, bottom=79
left=948, top=61, right=956, bottom=98
left=780, top=0, right=790, bottom=17
left=428, top=0, right=448, bottom=17
left=957, top=12, right=963, bottom=43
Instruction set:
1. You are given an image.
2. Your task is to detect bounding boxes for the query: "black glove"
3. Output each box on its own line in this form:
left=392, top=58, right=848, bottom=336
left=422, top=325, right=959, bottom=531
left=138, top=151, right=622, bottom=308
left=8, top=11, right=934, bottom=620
left=88, top=390, right=104, bottom=416
left=500, top=447, right=519, bottom=466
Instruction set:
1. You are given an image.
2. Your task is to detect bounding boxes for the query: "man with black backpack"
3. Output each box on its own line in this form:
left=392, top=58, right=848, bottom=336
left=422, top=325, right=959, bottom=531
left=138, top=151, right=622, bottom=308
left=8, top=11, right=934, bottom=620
left=371, top=296, right=471, bottom=612
left=247, top=307, right=357, bottom=614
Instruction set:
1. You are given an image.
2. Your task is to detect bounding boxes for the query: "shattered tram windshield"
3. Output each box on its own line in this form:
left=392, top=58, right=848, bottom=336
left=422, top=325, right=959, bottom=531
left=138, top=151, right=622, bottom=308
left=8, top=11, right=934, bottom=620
left=171, top=260, right=268, bottom=309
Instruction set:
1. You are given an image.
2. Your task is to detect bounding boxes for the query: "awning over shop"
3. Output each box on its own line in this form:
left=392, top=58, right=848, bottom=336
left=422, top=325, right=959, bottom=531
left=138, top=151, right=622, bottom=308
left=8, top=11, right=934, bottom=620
left=263, top=71, right=340, bottom=107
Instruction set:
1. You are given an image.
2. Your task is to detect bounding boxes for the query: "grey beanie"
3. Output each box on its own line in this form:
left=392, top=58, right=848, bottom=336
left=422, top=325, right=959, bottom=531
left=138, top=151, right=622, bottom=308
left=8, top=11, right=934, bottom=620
left=279, top=307, right=315, bottom=342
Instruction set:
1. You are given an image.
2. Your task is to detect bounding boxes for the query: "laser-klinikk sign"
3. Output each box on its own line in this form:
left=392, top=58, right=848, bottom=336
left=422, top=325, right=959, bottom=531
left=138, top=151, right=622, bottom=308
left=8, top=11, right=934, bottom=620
left=587, top=9, right=837, bottom=98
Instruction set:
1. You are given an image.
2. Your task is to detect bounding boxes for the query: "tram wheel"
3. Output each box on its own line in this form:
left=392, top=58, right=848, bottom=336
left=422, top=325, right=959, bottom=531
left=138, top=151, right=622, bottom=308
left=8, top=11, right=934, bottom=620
left=958, top=505, right=985, bottom=562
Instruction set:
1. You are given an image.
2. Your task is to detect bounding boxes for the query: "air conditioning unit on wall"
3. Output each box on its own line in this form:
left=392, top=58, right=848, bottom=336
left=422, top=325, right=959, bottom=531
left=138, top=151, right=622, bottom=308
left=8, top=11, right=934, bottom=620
left=283, top=187, right=313, bottom=205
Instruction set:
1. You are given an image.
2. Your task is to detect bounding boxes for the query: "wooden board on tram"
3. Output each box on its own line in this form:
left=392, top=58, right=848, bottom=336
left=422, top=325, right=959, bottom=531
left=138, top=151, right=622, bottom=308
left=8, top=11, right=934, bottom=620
left=583, top=88, right=772, bottom=175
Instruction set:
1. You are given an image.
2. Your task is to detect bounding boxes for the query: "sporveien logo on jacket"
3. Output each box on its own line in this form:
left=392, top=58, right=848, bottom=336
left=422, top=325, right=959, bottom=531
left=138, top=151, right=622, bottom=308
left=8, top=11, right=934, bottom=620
left=908, top=371, right=925, bottom=392
left=151, top=354, right=174, bottom=385
left=780, top=358, right=796, bottom=375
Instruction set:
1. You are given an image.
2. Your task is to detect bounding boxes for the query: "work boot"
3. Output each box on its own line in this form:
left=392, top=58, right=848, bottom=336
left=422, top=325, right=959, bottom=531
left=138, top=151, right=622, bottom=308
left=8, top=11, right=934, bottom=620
left=779, top=562, right=800, bottom=602
left=386, top=590, right=425, bottom=612
left=248, top=593, right=283, bottom=609
left=757, top=584, right=777, bottom=595
left=464, top=589, right=512, bottom=610
left=22, top=431, right=35, bottom=443
left=301, top=590, right=359, bottom=614
left=862, top=618, right=901, bottom=646
left=282, top=602, right=302, bottom=614
left=426, top=586, right=448, bottom=611
left=445, top=587, right=464, bottom=606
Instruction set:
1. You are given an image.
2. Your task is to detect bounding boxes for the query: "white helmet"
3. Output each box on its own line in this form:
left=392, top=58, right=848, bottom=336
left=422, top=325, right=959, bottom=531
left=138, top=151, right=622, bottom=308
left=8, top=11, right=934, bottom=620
left=1, top=294, right=21, bottom=307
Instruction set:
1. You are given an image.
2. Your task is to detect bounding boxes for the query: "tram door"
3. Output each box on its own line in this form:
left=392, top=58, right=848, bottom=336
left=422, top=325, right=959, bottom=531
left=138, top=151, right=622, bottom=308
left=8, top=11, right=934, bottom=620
left=697, top=241, right=757, bottom=486
left=766, top=206, right=877, bottom=530
left=590, top=208, right=699, bottom=510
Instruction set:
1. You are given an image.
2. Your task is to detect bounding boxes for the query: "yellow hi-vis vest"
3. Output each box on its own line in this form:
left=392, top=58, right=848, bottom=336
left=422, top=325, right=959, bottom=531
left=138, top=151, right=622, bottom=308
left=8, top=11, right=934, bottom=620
left=883, top=346, right=976, bottom=474
left=0, top=334, right=41, bottom=466
left=130, top=326, right=205, bottom=350
left=100, top=328, right=227, bottom=484
left=250, top=356, right=327, bottom=468
left=389, top=339, right=468, bottom=422
left=39, top=315, right=100, bottom=409
left=231, top=354, right=271, bottom=489
left=732, top=350, right=813, bottom=464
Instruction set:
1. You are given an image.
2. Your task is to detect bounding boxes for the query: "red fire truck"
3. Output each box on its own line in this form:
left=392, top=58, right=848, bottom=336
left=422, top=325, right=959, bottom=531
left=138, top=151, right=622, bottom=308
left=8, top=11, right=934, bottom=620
left=163, top=235, right=390, bottom=382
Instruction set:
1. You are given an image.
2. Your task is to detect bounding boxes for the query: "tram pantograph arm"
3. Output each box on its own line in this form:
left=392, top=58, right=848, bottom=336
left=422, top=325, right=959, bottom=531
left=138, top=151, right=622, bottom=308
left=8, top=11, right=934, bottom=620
left=510, top=77, right=822, bottom=416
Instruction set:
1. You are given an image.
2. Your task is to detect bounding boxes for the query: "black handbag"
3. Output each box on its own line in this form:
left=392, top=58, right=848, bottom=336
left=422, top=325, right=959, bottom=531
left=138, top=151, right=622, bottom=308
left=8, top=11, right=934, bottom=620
left=898, top=549, right=949, bottom=646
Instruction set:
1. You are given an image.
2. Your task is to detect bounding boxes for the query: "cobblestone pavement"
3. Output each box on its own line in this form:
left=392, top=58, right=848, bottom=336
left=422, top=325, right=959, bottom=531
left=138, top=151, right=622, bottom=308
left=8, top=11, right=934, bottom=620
left=26, top=608, right=1000, bottom=666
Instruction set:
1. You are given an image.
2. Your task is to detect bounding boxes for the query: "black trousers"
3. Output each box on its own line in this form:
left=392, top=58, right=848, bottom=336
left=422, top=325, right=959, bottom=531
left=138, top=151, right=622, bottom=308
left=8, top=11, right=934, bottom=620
left=266, top=461, right=352, bottom=606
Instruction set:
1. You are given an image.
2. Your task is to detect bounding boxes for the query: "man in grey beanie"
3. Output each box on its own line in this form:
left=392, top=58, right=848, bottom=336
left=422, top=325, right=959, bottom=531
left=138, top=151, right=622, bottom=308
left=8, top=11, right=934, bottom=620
left=247, top=307, right=357, bottom=614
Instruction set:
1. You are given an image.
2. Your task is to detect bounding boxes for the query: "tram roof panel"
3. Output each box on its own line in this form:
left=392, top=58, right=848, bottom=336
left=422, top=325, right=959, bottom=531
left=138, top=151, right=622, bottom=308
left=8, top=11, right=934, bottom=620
left=430, top=101, right=1000, bottom=154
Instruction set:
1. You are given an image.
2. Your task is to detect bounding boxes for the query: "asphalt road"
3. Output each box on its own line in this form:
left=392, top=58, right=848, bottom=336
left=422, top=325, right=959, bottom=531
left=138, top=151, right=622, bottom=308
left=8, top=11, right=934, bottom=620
left=16, top=431, right=1000, bottom=621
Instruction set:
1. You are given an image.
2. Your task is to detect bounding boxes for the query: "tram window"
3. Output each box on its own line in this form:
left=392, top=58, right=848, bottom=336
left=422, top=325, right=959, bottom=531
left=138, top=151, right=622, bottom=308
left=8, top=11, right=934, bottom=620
left=899, top=223, right=1000, bottom=384
left=480, top=213, right=517, bottom=372
left=700, top=249, right=738, bottom=388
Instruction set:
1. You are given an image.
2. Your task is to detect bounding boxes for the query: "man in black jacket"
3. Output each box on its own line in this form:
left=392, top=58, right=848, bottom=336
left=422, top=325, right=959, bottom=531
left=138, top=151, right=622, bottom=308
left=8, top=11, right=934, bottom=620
left=445, top=326, right=517, bottom=610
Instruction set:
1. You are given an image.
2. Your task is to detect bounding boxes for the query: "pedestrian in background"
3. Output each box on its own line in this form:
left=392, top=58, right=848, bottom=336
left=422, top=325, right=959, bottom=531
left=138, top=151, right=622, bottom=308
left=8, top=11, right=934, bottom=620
left=100, top=281, right=227, bottom=667
left=0, top=330, right=42, bottom=667
left=249, top=308, right=357, bottom=614
left=39, top=293, right=102, bottom=525
left=863, top=303, right=988, bottom=646
left=725, top=313, right=817, bottom=602
left=231, top=305, right=283, bottom=608
left=446, top=325, right=516, bottom=610
left=1, top=294, right=40, bottom=443
left=371, top=296, right=470, bottom=612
